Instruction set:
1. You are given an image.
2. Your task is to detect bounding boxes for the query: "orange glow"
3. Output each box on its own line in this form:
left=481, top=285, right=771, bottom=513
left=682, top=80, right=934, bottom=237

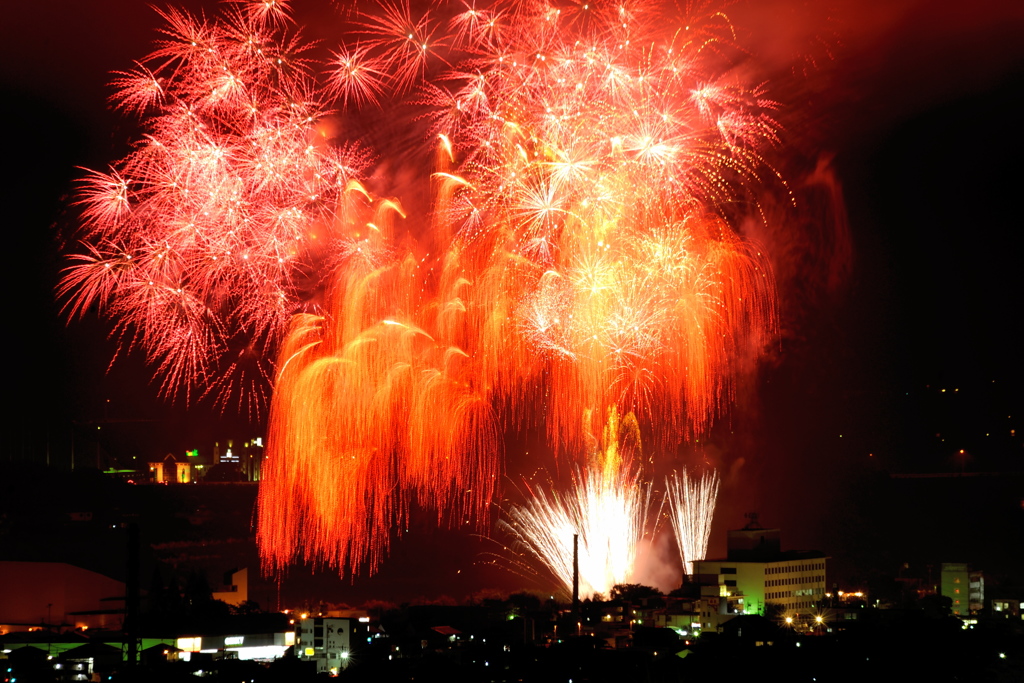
left=62, top=0, right=780, bottom=578
left=256, top=0, right=779, bottom=576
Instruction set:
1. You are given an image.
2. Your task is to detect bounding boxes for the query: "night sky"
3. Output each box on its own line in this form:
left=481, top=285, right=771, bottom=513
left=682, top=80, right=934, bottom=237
left=2, top=0, right=1022, bottom=604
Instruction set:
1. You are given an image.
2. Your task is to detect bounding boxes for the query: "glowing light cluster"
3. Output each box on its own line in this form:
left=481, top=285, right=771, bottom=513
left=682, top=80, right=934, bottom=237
left=63, top=0, right=780, bottom=577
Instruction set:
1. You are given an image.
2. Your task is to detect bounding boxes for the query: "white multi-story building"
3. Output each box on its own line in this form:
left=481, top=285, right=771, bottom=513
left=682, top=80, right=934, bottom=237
left=691, top=519, right=828, bottom=627
left=695, top=555, right=828, bottom=617
left=296, top=617, right=361, bottom=674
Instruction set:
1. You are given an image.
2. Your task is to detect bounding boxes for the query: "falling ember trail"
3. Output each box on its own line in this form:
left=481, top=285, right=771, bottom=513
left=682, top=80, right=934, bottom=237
left=62, top=0, right=781, bottom=577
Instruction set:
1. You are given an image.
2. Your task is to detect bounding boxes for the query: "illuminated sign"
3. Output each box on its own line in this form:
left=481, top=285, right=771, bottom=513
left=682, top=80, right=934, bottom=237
left=177, top=637, right=202, bottom=652
left=225, top=636, right=244, bottom=646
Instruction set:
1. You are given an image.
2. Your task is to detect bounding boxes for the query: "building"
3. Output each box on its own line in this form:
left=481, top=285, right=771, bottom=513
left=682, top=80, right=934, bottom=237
left=209, top=438, right=264, bottom=481
left=212, top=568, right=249, bottom=608
left=652, top=594, right=745, bottom=636
left=0, top=561, right=126, bottom=632
left=692, top=518, right=828, bottom=628
left=214, top=440, right=238, bottom=466
left=940, top=563, right=984, bottom=617
left=295, top=617, right=365, bottom=675
left=148, top=452, right=192, bottom=484
left=176, top=631, right=294, bottom=662
left=991, top=597, right=1023, bottom=619
left=238, top=438, right=264, bottom=481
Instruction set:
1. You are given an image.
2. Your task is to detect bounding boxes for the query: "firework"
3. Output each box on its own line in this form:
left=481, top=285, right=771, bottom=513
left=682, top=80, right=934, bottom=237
left=666, top=468, right=721, bottom=576
left=501, top=409, right=653, bottom=598
left=60, top=1, right=371, bottom=421
left=63, top=0, right=780, bottom=577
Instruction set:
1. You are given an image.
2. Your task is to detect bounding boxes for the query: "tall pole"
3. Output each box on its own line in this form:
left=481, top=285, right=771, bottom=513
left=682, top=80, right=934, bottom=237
left=572, top=532, right=579, bottom=630
left=125, top=522, right=140, bottom=672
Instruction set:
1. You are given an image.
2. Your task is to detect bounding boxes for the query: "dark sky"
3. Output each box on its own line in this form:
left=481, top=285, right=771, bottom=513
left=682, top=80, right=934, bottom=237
left=2, top=0, right=1022, bottom=602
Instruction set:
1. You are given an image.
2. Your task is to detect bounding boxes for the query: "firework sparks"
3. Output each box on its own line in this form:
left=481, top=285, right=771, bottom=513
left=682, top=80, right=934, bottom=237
left=666, top=468, right=721, bottom=576
left=501, top=409, right=653, bottom=598
left=60, top=2, right=370, bottom=420
left=63, top=0, right=780, bottom=577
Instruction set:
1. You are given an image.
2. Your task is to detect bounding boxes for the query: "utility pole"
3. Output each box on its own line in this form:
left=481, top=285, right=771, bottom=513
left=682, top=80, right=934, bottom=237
left=572, top=533, right=579, bottom=633
left=124, top=522, right=140, bottom=674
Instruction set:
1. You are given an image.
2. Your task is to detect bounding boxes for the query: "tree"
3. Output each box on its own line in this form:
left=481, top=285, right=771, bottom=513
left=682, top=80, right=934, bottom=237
left=508, top=592, right=542, bottom=613
left=230, top=600, right=263, bottom=616
left=764, top=601, right=787, bottom=623
left=919, top=593, right=953, bottom=619
left=609, top=584, right=663, bottom=603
